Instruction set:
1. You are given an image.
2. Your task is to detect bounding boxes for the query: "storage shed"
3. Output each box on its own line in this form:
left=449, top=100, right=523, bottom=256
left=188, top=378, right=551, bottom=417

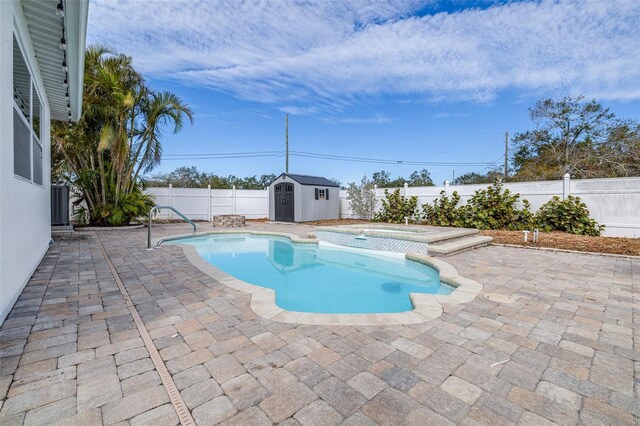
left=268, top=173, right=340, bottom=222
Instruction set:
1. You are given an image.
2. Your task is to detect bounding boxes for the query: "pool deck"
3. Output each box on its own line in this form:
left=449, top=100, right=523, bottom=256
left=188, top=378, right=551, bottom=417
left=0, top=222, right=638, bottom=425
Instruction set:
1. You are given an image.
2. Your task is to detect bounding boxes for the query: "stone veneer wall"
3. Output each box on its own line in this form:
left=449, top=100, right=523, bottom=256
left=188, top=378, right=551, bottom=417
left=212, top=215, right=246, bottom=227
left=316, top=230, right=429, bottom=255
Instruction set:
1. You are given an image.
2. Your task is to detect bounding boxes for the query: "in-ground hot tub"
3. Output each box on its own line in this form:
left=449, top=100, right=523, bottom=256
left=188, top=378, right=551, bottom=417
left=316, top=224, right=434, bottom=254
left=315, top=224, right=480, bottom=255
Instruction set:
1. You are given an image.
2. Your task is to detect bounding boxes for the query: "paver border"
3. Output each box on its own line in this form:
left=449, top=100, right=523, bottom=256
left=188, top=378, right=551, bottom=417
left=153, top=230, right=483, bottom=325
left=491, top=243, right=640, bottom=260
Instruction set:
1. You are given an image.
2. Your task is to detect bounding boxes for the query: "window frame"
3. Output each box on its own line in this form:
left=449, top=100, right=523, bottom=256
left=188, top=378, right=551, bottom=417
left=12, top=32, right=44, bottom=187
left=318, top=189, right=326, bottom=200
left=31, top=83, right=44, bottom=186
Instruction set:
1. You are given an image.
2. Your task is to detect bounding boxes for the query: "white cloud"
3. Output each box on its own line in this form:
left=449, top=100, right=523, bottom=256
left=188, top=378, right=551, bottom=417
left=434, top=112, right=469, bottom=118
left=322, top=114, right=396, bottom=125
left=87, top=0, right=640, bottom=112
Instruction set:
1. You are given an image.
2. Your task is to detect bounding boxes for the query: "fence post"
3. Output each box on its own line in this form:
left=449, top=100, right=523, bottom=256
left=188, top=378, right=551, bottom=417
left=373, top=184, right=379, bottom=215
left=444, top=180, right=450, bottom=196
left=563, top=173, right=571, bottom=200
left=208, top=184, right=212, bottom=221
left=232, top=185, right=237, bottom=215
left=265, top=187, right=269, bottom=218
left=168, top=183, right=173, bottom=220
left=403, top=182, right=408, bottom=197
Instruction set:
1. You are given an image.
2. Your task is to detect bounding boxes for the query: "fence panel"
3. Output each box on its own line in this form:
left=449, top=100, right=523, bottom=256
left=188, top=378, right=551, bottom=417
left=146, top=187, right=268, bottom=220
left=236, top=189, right=269, bottom=219
left=569, top=177, right=640, bottom=237
left=147, top=176, right=640, bottom=237
left=170, top=187, right=210, bottom=220
left=337, top=177, right=639, bottom=237
left=211, top=189, right=234, bottom=217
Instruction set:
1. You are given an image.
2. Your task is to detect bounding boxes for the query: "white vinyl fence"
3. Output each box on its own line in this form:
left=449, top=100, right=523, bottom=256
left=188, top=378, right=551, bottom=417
left=148, top=185, right=268, bottom=220
left=147, top=175, right=640, bottom=237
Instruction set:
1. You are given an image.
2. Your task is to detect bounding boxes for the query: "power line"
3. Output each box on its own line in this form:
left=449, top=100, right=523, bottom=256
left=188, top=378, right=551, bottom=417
left=163, top=151, right=283, bottom=160
left=162, top=150, right=496, bottom=167
left=290, top=151, right=495, bottom=166
left=163, top=150, right=282, bottom=157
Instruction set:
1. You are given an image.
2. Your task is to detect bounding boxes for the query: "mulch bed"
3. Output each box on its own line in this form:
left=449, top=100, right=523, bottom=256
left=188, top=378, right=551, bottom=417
left=302, top=219, right=640, bottom=256
left=479, top=230, right=640, bottom=256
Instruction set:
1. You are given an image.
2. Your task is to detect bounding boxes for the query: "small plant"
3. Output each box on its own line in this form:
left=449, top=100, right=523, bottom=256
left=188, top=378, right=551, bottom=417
left=72, top=205, right=89, bottom=225
left=421, top=191, right=465, bottom=227
left=90, top=190, right=155, bottom=226
left=461, top=179, right=533, bottom=230
left=346, top=176, right=377, bottom=219
left=535, top=196, right=604, bottom=236
left=373, top=189, right=418, bottom=223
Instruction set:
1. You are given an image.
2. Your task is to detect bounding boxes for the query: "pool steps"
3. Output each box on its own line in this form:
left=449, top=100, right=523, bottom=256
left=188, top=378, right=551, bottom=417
left=428, top=235, right=493, bottom=256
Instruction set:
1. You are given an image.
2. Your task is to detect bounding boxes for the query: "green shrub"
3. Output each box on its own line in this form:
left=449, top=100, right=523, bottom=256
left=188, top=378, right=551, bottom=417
left=535, top=196, right=604, bottom=236
left=91, top=190, right=155, bottom=226
left=421, top=191, right=465, bottom=227
left=461, top=179, right=534, bottom=230
left=373, top=189, right=418, bottom=223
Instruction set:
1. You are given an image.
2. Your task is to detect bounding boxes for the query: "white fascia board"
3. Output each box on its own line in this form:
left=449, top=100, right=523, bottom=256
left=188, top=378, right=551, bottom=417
left=63, top=0, right=88, bottom=122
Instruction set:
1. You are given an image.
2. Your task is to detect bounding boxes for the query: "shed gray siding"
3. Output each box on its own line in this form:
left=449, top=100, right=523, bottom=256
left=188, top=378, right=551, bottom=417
left=268, top=174, right=339, bottom=222
left=299, top=185, right=339, bottom=221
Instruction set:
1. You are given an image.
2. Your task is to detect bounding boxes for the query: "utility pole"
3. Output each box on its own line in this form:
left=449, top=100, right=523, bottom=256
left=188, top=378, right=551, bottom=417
left=452, top=170, right=455, bottom=183
left=504, top=130, right=509, bottom=180
left=285, top=113, right=289, bottom=173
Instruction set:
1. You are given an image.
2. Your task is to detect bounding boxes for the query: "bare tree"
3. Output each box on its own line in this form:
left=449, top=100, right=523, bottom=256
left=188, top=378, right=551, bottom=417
left=511, top=96, right=640, bottom=180
left=346, top=176, right=377, bottom=219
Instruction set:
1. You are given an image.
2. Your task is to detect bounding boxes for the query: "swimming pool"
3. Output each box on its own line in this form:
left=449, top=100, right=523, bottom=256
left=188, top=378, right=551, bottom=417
left=166, top=234, right=452, bottom=314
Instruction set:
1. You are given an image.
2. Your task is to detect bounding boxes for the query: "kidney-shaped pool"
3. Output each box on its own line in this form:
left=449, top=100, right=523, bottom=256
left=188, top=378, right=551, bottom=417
left=166, top=234, right=452, bottom=314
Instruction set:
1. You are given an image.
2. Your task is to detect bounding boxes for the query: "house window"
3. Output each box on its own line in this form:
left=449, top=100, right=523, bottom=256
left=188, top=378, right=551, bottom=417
left=13, top=35, right=44, bottom=185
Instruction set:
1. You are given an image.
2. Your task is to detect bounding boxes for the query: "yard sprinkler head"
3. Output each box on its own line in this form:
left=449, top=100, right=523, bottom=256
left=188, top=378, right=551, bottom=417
left=523, top=230, right=529, bottom=243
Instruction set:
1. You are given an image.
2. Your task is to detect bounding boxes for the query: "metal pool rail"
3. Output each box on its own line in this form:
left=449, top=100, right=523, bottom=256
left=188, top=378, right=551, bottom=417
left=147, top=205, right=196, bottom=249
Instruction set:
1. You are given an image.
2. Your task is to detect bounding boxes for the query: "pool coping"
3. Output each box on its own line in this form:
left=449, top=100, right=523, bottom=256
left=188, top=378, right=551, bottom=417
left=153, top=230, right=483, bottom=326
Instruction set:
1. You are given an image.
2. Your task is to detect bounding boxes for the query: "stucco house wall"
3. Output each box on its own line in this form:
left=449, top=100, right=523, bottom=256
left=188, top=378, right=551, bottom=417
left=0, top=0, right=88, bottom=324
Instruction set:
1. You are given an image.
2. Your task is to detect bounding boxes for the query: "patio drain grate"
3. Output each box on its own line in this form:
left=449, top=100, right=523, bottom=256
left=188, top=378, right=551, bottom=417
left=95, top=233, right=196, bottom=426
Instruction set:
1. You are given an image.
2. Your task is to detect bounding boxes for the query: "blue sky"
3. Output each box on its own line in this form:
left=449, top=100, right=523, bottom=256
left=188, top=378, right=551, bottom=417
left=87, top=0, right=640, bottom=185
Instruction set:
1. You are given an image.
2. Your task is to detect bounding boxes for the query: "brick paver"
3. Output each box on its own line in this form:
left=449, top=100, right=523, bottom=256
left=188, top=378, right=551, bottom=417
left=0, top=222, right=638, bottom=424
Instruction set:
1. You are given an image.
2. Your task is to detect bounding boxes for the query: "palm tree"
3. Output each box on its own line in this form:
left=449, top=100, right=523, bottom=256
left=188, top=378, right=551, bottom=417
left=52, top=46, right=193, bottom=225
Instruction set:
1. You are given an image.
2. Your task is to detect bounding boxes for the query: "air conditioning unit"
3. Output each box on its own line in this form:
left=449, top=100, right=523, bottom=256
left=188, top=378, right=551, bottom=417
left=51, top=185, right=69, bottom=226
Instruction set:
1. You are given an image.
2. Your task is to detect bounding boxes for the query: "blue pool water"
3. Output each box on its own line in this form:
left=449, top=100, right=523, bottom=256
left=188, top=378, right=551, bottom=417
left=166, top=234, right=452, bottom=314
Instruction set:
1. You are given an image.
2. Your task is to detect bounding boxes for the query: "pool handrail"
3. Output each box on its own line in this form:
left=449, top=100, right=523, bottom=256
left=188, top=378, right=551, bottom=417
left=147, top=205, right=197, bottom=249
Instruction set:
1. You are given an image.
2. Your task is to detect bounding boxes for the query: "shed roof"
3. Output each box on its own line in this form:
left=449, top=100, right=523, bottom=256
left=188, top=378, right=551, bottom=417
left=274, top=173, right=340, bottom=187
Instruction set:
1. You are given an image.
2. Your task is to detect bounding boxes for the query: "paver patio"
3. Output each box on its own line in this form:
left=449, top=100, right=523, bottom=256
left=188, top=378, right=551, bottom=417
left=0, top=222, right=638, bottom=425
